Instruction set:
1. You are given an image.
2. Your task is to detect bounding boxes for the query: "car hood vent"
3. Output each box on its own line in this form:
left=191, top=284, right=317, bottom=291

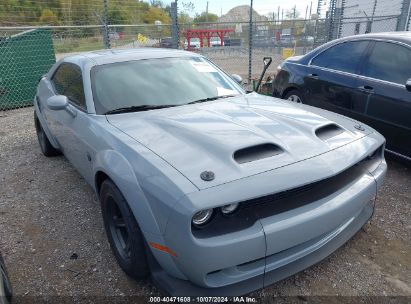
left=315, top=124, right=345, bottom=141
left=233, top=144, right=283, bottom=164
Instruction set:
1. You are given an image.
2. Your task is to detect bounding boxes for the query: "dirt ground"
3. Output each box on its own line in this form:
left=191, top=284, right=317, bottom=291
left=0, top=108, right=410, bottom=303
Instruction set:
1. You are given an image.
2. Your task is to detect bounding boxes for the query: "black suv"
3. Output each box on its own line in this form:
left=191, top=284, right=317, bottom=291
left=273, top=32, right=411, bottom=160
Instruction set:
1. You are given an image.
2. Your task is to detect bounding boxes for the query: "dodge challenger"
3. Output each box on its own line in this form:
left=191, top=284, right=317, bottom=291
left=34, top=48, right=387, bottom=295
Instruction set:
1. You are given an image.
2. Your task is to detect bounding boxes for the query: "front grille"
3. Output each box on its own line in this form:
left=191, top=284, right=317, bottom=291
left=193, top=145, right=383, bottom=238
left=242, top=181, right=319, bottom=209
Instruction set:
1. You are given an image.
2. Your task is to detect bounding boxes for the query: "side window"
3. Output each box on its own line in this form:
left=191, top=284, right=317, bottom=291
left=363, top=42, right=411, bottom=85
left=51, top=64, right=86, bottom=109
left=311, top=41, right=369, bottom=74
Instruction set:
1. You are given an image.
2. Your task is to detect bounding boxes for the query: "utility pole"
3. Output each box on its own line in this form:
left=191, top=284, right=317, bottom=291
left=292, top=5, right=296, bottom=32
left=309, top=1, right=313, bottom=19
left=206, top=1, right=209, bottom=22
left=248, top=0, right=253, bottom=83
left=277, top=6, right=280, bottom=24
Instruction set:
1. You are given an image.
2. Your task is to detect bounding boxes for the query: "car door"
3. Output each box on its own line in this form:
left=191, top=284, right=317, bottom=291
left=43, top=63, right=95, bottom=183
left=357, top=41, right=411, bottom=158
left=305, top=40, right=370, bottom=121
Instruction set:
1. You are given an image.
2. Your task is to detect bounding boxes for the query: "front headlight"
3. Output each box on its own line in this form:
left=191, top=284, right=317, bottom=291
left=221, top=203, right=239, bottom=215
left=192, top=209, right=214, bottom=227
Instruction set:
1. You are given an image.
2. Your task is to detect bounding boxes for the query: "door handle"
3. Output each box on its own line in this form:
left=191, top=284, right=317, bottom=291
left=307, top=73, right=319, bottom=80
left=358, top=85, right=374, bottom=93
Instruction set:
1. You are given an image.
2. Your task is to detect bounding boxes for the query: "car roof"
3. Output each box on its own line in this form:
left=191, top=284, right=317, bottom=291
left=61, top=48, right=201, bottom=66
left=339, top=31, right=411, bottom=44
left=297, top=31, right=411, bottom=64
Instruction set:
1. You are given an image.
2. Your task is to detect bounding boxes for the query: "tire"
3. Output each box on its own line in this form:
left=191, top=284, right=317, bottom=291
left=100, top=179, right=149, bottom=279
left=34, top=111, right=60, bottom=157
left=0, top=255, right=12, bottom=304
left=284, top=89, right=304, bottom=104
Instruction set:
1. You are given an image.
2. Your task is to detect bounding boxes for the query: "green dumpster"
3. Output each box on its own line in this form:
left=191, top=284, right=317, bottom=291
left=0, top=29, right=56, bottom=111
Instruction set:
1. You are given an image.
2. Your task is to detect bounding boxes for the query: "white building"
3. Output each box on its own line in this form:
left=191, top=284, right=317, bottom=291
left=334, top=0, right=411, bottom=37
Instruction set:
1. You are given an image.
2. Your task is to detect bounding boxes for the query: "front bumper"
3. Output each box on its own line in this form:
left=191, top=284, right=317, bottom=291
left=151, top=195, right=375, bottom=296
left=149, top=135, right=387, bottom=296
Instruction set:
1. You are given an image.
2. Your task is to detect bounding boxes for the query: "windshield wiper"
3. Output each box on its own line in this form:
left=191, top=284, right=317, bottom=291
left=187, top=94, right=238, bottom=105
left=104, top=104, right=176, bottom=115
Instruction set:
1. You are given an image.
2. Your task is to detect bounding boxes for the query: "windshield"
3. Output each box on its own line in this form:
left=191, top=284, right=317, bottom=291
left=91, top=57, right=243, bottom=114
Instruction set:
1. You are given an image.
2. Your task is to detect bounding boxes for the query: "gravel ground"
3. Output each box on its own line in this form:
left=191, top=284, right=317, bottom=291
left=0, top=107, right=410, bottom=303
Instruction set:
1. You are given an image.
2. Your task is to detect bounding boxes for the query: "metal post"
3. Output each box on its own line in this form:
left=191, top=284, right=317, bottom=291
left=407, top=0, right=411, bottom=30
left=313, top=0, right=322, bottom=46
left=337, top=0, right=346, bottom=39
left=171, top=1, right=179, bottom=49
left=370, top=0, right=377, bottom=32
left=103, top=0, right=110, bottom=49
left=248, top=0, right=253, bottom=84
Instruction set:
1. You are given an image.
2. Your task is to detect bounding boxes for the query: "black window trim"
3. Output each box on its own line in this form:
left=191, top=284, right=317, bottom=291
left=50, top=62, right=88, bottom=112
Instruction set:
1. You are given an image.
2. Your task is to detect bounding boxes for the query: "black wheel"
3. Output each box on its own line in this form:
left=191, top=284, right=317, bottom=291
left=0, top=255, right=12, bottom=303
left=100, top=179, right=149, bottom=279
left=34, top=111, right=60, bottom=157
left=284, top=89, right=304, bottom=104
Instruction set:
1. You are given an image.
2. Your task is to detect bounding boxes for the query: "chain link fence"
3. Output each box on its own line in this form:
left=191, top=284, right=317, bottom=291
left=0, top=10, right=406, bottom=110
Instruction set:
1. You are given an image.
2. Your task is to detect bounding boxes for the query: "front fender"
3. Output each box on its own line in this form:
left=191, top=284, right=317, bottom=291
left=93, top=149, right=165, bottom=236
left=93, top=149, right=188, bottom=280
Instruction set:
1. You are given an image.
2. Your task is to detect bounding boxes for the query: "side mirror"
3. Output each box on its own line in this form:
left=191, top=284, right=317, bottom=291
left=231, top=74, right=243, bottom=84
left=406, top=79, right=411, bottom=92
left=47, top=95, right=68, bottom=111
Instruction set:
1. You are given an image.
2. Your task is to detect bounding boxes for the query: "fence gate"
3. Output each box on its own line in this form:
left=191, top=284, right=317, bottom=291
left=0, top=29, right=55, bottom=111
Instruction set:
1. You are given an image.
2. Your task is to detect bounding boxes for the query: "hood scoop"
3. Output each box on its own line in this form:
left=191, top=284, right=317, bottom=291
left=233, top=143, right=283, bottom=164
left=315, top=124, right=345, bottom=141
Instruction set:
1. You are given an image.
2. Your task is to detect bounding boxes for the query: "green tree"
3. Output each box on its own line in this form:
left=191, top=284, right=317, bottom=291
left=107, top=7, right=128, bottom=24
left=178, top=13, right=193, bottom=24
left=143, top=6, right=171, bottom=24
left=284, top=8, right=301, bottom=20
left=193, top=12, right=218, bottom=24
left=39, top=9, right=59, bottom=25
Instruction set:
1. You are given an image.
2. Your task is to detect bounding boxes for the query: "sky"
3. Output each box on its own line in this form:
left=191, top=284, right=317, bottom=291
left=159, top=0, right=318, bottom=18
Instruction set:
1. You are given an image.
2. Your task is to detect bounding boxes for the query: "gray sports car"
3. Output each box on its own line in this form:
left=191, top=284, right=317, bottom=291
left=34, top=49, right=387, bottom=296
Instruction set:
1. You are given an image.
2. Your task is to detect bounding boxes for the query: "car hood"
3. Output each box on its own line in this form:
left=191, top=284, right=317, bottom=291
left=107, top=93, right=372, bottom=190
